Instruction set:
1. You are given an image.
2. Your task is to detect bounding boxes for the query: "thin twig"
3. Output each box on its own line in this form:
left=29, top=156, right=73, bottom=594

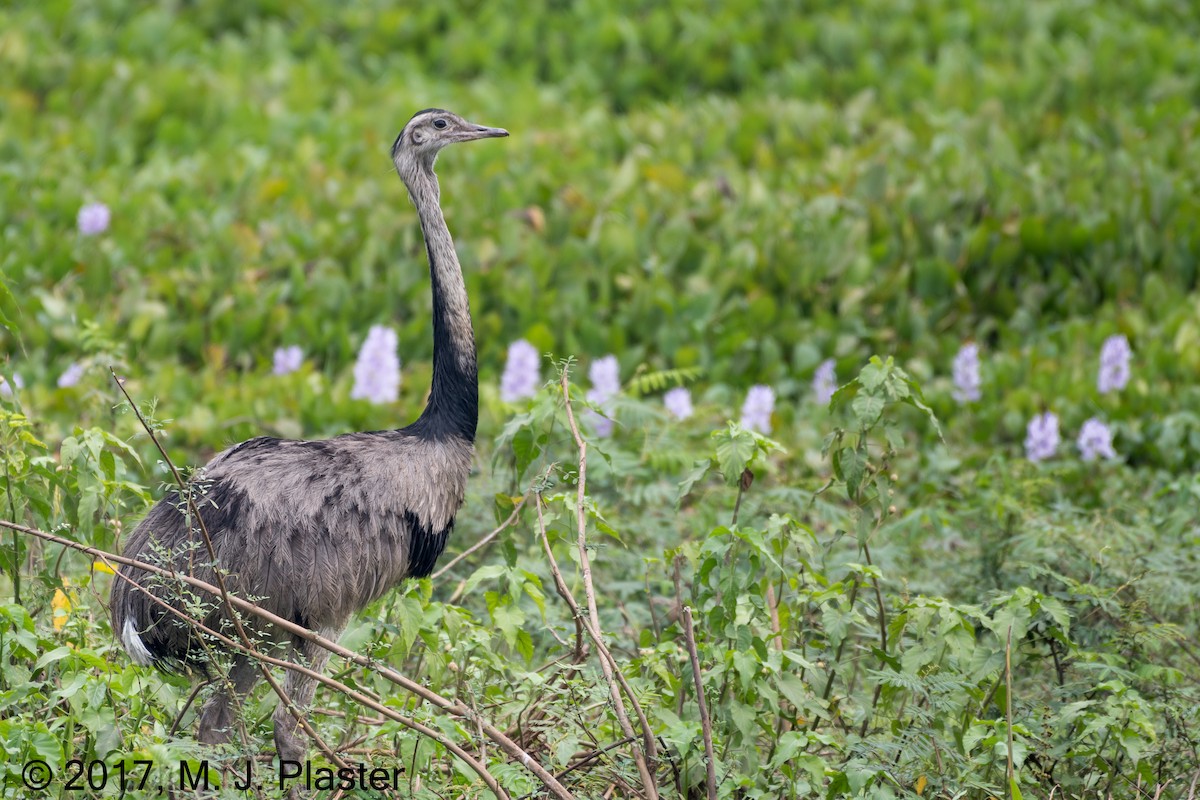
left=110, top=369, right=346, bottom=769
left=0, top=518, right=574, bottom=800
left=681, top=607, right=717, bottom=800
left=431, top=497, right=526, bottom=581
left=536, top=493, right=587, bottom=663
left=108, top=563, right=509, bottom=800
left=560, top=370, right=660, bottom=795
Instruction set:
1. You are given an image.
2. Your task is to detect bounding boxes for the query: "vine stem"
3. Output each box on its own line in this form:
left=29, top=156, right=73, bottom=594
left=559, top=369, right=660, bottom=797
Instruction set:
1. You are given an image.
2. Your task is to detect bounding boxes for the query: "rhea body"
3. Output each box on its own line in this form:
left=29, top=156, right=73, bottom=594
left=109, top=109, right=508, bottom=762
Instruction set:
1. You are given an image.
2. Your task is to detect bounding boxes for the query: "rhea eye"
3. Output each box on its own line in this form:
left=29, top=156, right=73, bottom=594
left=433, top=118, right=448, bottom=129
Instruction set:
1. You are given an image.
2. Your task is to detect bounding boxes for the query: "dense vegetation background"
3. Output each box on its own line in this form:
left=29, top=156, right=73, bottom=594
left=2, top=0, right=1199, bottom=798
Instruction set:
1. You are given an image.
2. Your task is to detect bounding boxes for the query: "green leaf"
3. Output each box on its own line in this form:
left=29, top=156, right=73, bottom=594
left=510, top=425, right=542, bottom=480
left=712, top=423, right=757, bottom=485
left=462, top=564, right=508, bottom=596
left=851, top=393, right=885, bottom=427
left=676, top=458, right=712, bottom=504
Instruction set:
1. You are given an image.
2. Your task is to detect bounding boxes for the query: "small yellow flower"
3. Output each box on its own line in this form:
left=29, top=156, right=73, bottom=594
left=52, top=588, right=72, bottom=631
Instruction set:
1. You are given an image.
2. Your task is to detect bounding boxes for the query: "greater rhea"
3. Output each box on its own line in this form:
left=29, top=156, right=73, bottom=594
left=110, top=109, right=508, bottom=763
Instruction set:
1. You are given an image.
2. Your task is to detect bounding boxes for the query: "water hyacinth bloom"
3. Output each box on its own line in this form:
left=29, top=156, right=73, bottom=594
left=77, top=202, right=111, bottom=236
left=1024, top=411, right=1060, bottom=462
left=952, top=343, right=982, bottom=404
left=272, top=345, right=303, bottom=376
left=500, top=339, right=540, bottom=402
left=585, top=354, right=620, bottom=437
left=813, top=359, right=837, bottom=406
left=350, top=325, right=401, bottom=404
left=1097, top=334, right=1131, bottom=394
left=58, top=362, right=85, bottom=388
left=0, top=374, right=23, bottom=398
left=1077, top=417, right=1117, bottom=462
left=663, top=386, right=693, bottom=420
left=741, top=384, right=775, bottom=434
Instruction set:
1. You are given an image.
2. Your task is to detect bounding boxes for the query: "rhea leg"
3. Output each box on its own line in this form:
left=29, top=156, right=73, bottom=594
left=197, top=655, right=261, bottom=745
left=273, top=636, right=333, bottom=766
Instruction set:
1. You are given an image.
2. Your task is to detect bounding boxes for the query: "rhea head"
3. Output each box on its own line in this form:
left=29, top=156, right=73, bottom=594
left=391, top=108, right=508, bottom=179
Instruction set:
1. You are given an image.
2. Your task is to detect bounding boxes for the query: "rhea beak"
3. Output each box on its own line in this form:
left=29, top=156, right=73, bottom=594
left=459, top=123, right=509, bottom=141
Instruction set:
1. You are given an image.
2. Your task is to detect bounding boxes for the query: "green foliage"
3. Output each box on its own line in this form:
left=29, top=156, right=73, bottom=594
left=1, top=1, right=1199, bottom=798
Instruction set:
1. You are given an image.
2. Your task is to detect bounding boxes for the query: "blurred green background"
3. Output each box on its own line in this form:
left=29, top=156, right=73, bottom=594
left=3, top=0, right=1198, bottom=464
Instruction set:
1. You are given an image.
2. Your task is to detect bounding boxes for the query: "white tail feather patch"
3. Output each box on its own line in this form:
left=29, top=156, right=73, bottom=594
left=122, top=618, right=154, bottom=666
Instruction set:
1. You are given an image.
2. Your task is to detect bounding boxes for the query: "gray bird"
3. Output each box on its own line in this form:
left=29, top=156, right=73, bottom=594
left=110, top=109, right=509, bottom=765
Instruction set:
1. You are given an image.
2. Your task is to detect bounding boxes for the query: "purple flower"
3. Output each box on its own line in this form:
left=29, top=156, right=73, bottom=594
left=500, top=339, right=540, bottom=402
left=741, top=385, right=775, bottom=434
left=663, top=387, right=694, bottom=420
left=58, top=362, right=85, bottom=388
left=351, top=325, right=401, bottom=404
left=1097, top=334, right=1131, bottom=394
left=585, top=355, right=620, bottom=437
left=1077, top=417, right=1117, bottom=462
left=77, top=202, right=110, bottom=236
left=1025, top=411, right=1060, bottom=462
left=0, top=373, right=23, bottom=398
left=813, top=359, right=837, bottom=406
left=272, top=345, right=303, bottom=376
left=952, top=343, right=982, bottom=404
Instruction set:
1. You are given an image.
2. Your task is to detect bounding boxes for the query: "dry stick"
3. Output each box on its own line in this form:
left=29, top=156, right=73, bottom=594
left=681, top=608, right=717, bottom=800
left=535, top=491, right=663, bottom=786
left=430, top=497, right=527, bottom=582
left=107, top=564, right=508, bottom=800
left=110, top=369, right=347, bottom=770
left=1005, top=625, right=1015, bottom=796
left=536, top=493, right=587, bottom=663
left=559, top=371, right=660, bottom=791
left=0, top=519, right=575, bottom=800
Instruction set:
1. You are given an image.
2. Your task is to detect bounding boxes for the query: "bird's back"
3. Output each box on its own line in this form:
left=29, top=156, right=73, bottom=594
left=111, top=429, right=472, bottom=669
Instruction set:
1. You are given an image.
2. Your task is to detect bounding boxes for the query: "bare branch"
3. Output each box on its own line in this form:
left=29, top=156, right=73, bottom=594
left=0, top=518, right=574, bottom=800
left=431, top=496, right=526, bottom=581
left=109, top=562, right=508, bottom=799
left=559, top=369, right=660, bottom=796
left=681, top=607, right=717, bottom=800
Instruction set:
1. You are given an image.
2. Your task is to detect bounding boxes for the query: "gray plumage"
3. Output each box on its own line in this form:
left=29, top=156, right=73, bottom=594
left=110, top=109, right=508, bottom=764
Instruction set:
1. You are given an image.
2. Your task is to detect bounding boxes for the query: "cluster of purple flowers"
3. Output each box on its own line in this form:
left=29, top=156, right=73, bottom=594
left=1097, top=335, right=1131, bottom=394
left=350, top=325, right=401, bottom=405
left=1024, top=412, right=1060, bottom=462
left=1023, top=412, right=1119, bottom=463
left=812, top=359, right=837, bottom=406
left=77, top=202, right=110, bottom=236
left=500, top=340, right=540, bottom=402
left=663, top=386, right=693, bottom=420
left=1077, top=417, right=1117, bottom=461
left=272, top=346, right=303, bottom=376
left=57, top=362, right=85, bottom=388
left=740, top=385, right=775, bottom=434
left=952, top=343, right=982, bottom=404
left=1009, top=334, right=1131, bottom=463
left=586, top=355, right=621, bottom=437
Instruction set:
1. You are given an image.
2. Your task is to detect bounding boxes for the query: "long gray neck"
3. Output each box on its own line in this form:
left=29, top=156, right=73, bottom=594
left=401, top=164, right=478, bottom=443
